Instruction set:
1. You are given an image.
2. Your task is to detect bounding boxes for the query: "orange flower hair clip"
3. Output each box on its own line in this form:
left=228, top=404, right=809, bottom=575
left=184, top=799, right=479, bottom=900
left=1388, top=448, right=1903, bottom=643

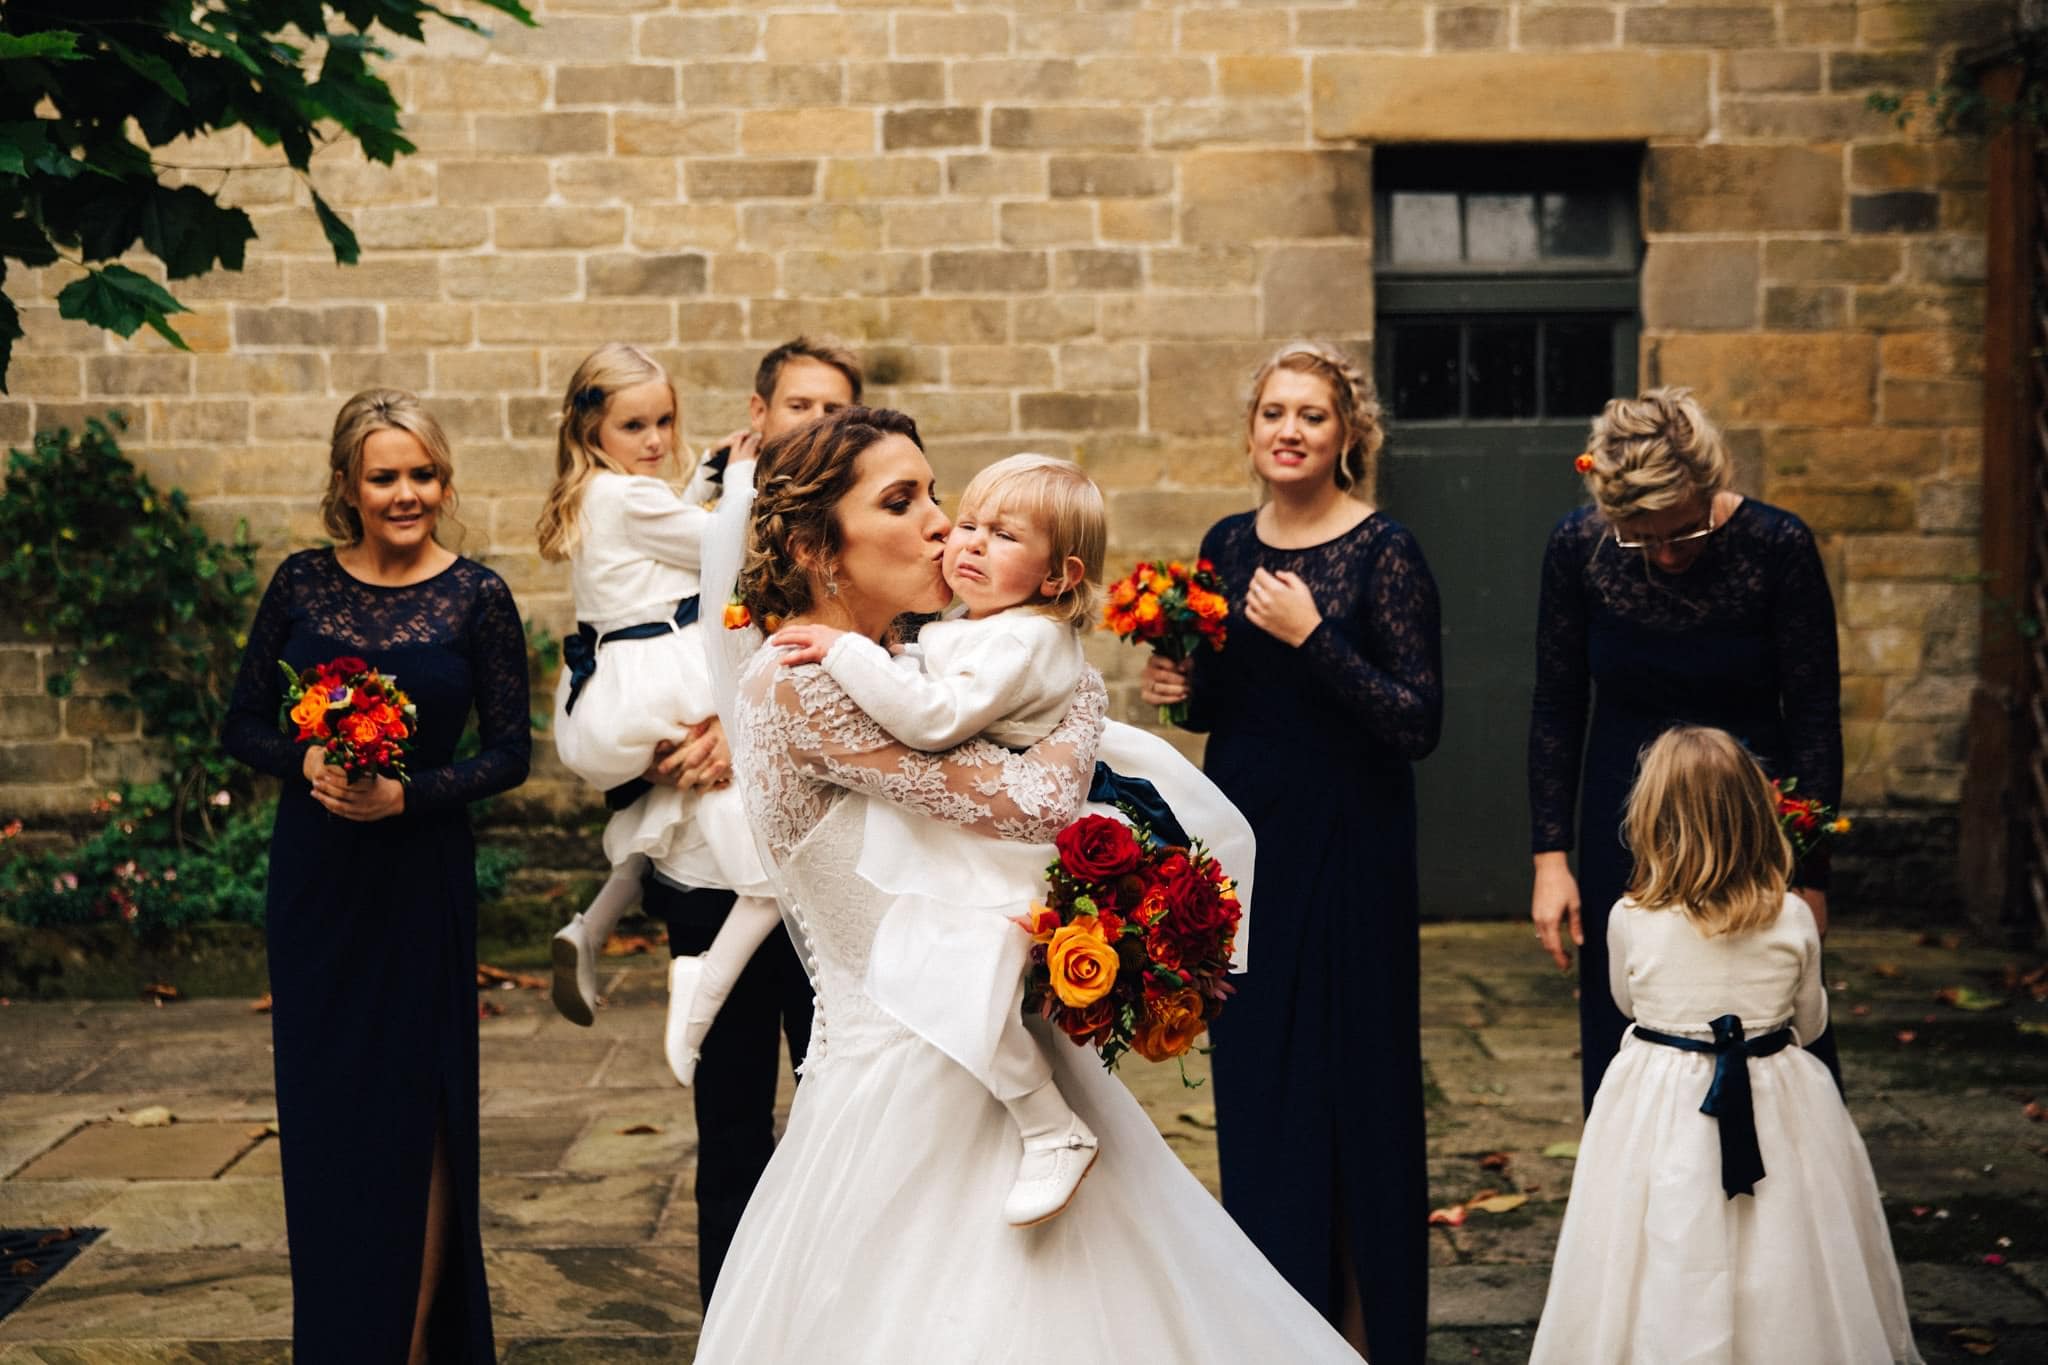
left=1573, top=452, right=1596, bottom=474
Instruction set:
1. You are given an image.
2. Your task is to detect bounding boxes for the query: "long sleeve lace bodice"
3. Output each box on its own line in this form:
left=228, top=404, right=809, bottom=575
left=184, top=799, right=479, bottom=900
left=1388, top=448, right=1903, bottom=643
left=1182, top=511, right=1443, bottom=764
left=735, top=646, right=1106, bottom=865
left=221, top=549, right=531, bottom=816
left=1527, top=501, right=1843, bottom=861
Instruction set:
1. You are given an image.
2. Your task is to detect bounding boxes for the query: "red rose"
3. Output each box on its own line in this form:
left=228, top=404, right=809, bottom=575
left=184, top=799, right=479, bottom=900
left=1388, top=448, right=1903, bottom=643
left=330, top=656, right=370, bottom=677
left=1055, top=815, right=1142, bottom=881
left=1160, top=864, right=1229, bottom=941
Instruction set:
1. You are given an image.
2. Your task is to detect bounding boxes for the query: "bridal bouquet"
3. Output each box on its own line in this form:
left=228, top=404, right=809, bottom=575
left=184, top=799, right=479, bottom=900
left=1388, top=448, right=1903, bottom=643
left=1018, top=812, right=1241, bottom=1074
left=279, top=656, right=416, bottom=783
left=1103, top=558, right=1229, bottom=725
left=1771, top=777, right=1850, bottom=859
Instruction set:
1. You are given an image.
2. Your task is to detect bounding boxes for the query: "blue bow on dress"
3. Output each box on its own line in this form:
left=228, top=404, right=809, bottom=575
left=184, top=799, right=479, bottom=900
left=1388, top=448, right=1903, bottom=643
left=1632, top=1012, right=1793, bottom=1199
left=1089, top=762, right=1190, bottom=850
left=561, top=595, right=701, bottom=715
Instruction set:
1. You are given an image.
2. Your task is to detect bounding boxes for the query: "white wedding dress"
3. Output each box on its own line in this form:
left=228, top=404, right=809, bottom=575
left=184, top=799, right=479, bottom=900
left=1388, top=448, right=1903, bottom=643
left=690, top=651, right=1362, bottom=1364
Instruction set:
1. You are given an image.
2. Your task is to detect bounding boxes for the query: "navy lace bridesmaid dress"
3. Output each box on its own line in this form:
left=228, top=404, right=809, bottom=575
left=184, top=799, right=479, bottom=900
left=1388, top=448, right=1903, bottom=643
left=222, top=549, right=529, bottom=1362
left=1528, top=499, right=1844, bottom=1114
left=1180, top=510, right=1443, bottom=1365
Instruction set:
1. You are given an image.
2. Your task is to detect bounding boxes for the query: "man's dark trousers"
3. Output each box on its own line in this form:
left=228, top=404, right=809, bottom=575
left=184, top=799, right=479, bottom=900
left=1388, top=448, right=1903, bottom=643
left=641, top=877, right=812, bottom=1306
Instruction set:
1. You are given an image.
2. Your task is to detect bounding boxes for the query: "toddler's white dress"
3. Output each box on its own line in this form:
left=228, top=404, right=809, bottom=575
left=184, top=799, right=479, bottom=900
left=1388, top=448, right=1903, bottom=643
left=1529, top=894, right=1920, bottom=1364
left=550, top=471, right=768, bottom=896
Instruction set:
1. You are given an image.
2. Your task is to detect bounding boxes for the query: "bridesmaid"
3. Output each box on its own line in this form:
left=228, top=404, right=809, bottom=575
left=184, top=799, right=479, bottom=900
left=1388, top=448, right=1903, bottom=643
left=222, top=390, right=530, bottom=1363
left=1141, top=341, right=1442, bottom=1363
left=1527, top=387, right=1843, bottom=1114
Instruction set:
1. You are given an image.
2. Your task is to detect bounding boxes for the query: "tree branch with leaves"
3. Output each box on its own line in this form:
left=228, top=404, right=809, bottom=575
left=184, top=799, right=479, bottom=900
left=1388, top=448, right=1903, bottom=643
left=0, top=0, right=534, bottom=390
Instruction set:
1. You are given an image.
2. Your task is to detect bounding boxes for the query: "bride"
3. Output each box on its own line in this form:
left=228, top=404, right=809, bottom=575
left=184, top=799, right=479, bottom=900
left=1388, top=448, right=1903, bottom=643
left=693, top=405, right=1363, bottom=1363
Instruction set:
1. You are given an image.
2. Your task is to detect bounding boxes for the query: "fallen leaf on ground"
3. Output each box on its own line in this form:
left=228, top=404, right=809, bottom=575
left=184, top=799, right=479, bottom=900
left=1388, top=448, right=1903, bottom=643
left=1937, top=986, right=2006, bottom=1012
left=1479, top=1152, right=1512, bottom=1171
left=34, top=1229, right=71, bottom=1248
left=478, top=1000, right=505, bottom=1019
left=128, top=1106, right=174, bottom=1128
left=1177, top=1106, right=1217, bottom=1130
left=140, top=982, right=179, bottom=1004
left=11, top=1259, right=35, bottom=1276
left=616, top=1123, right=662, bottom=1136
left=1851, top=1004, right=1870, bottom=1016
left=1950, top=1327, right=1997, bottom=1357
left=476, top=962, right=545, bottom=990
left=1895, top=1030, right=1918, bottom=1045
left=2023, top=1101, right=2044, bottom=1123
left=1427, top=1205, right=1467, bottom=1227
left=1983, top=1252, right=2006, bottom=1267
left=603, top=934, right=661, bottom=957
left=249, top=993, right=272, bottom=1013
left=1540, top=1140, right=1580, bottom=1160
left=1873, top=962, right=1903, bottom=979
left=2016, top=1019, right=2048, bottom=1036
left=1910, top=1206, right=1932, bottom=1217
left=1468, top=1193, right=1529, bottom=1214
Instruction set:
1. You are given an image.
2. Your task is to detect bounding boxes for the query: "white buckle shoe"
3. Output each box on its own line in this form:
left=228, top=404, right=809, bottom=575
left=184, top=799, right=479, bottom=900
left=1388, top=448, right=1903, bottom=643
left=549, top=914, right=598, bottom=1027
left=665, top=954, right=704, bottom=1087
left=1003, top=1114, right=1100, bottom=1227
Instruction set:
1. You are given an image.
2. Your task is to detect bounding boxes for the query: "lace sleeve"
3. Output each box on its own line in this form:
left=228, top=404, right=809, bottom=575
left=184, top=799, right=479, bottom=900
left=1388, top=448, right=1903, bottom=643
left=1528, top=518, right=1591, bottom=854
left=781, top=663, right=1105, bottom=842
left=221, top=556, right=305, bottom=781
left=820, top=629, right=1035, bottom=752
left=1297, top=525, right=1443, bottom=761
left=407, top=570, right=533, bottom=814
left=1770, top=519, right=1843, bottom=891
left=1177, top=520, right=1230, bottom=735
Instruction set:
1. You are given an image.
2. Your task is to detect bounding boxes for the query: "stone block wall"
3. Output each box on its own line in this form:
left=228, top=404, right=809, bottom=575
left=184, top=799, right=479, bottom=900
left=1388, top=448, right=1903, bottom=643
left=0, top=1, right=2015, bottom=882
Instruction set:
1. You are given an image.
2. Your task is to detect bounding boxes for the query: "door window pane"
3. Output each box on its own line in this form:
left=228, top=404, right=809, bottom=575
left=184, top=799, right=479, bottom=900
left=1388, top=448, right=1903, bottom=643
left=1542, top=320, right=1615, bottom=419
left=1465, top=194, right=1539, bottom=263
left=1540, top=192, right=1614, bottom=259
left=1390, top=323, right=1461, bottom=420
left=1388, top=192, right=1461, bottom=264
left=1466, top=322, right=1538, bottom=420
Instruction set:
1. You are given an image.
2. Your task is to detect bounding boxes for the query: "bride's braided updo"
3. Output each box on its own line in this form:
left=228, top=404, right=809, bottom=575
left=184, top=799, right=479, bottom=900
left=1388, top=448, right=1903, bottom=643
left=1579, top=387, right=1729, bottom=524
left=739, top=406, right=924, bottom=625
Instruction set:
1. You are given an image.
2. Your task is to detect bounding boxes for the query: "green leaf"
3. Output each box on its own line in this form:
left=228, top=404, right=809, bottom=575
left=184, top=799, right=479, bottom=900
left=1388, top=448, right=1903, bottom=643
left=0, top=214, right=60, bottom=267
left=106, top=40, right=190, bottom=106
left=56, top=264, right=190, bottom=349
left=0, top=121, right=52, bottom=178
left=309, top=189, right=359, bottom=265
left=0, top=32, right=84, bottom=62
left=140, top=185, right=256, bottom=279
left=1540, top=1140, right=1580, bottom=1160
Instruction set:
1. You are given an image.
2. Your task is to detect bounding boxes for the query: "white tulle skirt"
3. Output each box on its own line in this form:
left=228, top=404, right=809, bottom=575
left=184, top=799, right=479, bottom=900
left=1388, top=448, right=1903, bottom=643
left=693, top=1018, right=1361, bottom=1364
left=1529, top=1031, right=1921, bottom=1365
left=554, top=620, right=770, bottom=897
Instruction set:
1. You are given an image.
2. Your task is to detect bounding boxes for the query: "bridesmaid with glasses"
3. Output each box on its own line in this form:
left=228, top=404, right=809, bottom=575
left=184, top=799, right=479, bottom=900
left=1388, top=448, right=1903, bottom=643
left=1527, top=387, right=1845, bottom=1113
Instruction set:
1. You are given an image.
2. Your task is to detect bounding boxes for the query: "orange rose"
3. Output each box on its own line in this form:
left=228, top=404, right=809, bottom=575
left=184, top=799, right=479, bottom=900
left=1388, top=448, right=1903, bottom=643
left=1190, top=589, right=1228, bottom=622
left=723, top=600, right=752, bottom=630
left=339, top=712, right=382, bottom=747
left=1047, top=914, right=1119, bottom=1008
left=289, top=686, right=330, bottom=731
left=1108, top=578, right=1138, bottom=608
left=1147, top=571, right=1171, bottom=595
left=1133, top=595, right=1161, bottom=625
left=1132, top=989, right=1206, bottom=1063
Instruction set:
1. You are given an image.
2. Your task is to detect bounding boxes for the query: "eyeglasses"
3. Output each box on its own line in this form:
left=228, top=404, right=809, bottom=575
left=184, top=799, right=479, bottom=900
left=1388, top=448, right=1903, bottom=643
left=1610, top=517, right=1721, bottom=552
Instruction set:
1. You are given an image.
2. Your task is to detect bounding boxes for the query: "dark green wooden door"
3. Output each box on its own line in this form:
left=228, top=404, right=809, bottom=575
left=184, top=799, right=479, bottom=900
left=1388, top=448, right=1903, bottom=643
left=1370, top=148, right=1641, bottom=917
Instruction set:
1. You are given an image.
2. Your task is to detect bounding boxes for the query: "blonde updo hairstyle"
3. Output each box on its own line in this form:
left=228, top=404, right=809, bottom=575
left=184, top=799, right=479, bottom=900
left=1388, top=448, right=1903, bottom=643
left=1243, top=341, right=1384, bottom=498
left=536, top=343, right=687, bottom=563
left=738, top=406, right=924, bottom=627
left=322, top=388, right=461, bottom=546
left=1579, top=387, right=1730, bottom=526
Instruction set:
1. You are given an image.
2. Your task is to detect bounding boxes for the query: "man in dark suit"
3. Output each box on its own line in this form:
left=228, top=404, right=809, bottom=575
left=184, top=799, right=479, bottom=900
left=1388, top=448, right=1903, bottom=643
left=613, top=336, right=862, bottom=1305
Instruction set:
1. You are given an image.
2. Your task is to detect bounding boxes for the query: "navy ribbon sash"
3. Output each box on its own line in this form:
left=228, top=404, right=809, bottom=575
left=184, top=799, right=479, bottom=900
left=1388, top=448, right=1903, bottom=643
left=1633, top=1014, right=1793, bottom=1199
left=562, top=594, right=701, bottom=715
left=1089, top=762, right=1189, bottom=850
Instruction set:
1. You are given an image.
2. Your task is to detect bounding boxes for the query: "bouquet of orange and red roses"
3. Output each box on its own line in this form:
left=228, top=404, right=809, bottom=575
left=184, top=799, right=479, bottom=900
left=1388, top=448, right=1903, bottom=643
left=1772, top=777, right=1850, bottom=859
left=1103, top=558, right=1229, bottom=724
left=278, top=656, right=417, bottom=783
left=1018, top=811, right=1241, bottom=1077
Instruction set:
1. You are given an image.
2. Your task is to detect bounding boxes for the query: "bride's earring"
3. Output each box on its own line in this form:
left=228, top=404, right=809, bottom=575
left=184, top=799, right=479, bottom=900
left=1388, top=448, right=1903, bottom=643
left=824, top=577, right=840, bottom=597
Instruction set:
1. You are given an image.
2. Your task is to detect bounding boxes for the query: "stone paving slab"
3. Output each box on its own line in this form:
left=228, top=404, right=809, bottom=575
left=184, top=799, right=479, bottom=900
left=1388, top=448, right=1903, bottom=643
left=1, top=922, right=2045, bottom=1360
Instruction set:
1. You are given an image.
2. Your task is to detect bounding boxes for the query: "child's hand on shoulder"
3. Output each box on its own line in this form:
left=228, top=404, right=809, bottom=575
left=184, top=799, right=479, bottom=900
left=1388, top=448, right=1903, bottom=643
left=771, top=623, right=844, bottom=666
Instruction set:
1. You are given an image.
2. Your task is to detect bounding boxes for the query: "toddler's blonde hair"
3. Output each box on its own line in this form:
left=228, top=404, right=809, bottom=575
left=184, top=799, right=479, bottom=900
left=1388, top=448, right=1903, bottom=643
left=1623, top=726, right=1793, bottom=937
left=956, top=453, right=1105, bottom=631
left=536, top=343, right=688, bottom=563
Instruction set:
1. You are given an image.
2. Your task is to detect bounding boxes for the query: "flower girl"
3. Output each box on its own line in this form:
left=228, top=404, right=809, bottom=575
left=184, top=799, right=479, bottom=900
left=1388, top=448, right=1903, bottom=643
left=535, top=343, right=776, bottom=1085
left=1530, top=726, right=1918, bottom=1364
left=765, top=452, right=1254, bottom=1227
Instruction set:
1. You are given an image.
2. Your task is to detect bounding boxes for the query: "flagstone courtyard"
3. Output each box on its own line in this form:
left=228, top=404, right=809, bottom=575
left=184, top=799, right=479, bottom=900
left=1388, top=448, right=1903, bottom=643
left=1, top=921, right=2044, bottom=1363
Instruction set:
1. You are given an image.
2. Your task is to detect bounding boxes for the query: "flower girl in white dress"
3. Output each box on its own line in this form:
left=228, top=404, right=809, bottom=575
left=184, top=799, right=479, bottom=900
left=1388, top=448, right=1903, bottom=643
left=1531, top=726, right=1918, bottom=1365
left=534, top=344, right=776, bottom=1084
